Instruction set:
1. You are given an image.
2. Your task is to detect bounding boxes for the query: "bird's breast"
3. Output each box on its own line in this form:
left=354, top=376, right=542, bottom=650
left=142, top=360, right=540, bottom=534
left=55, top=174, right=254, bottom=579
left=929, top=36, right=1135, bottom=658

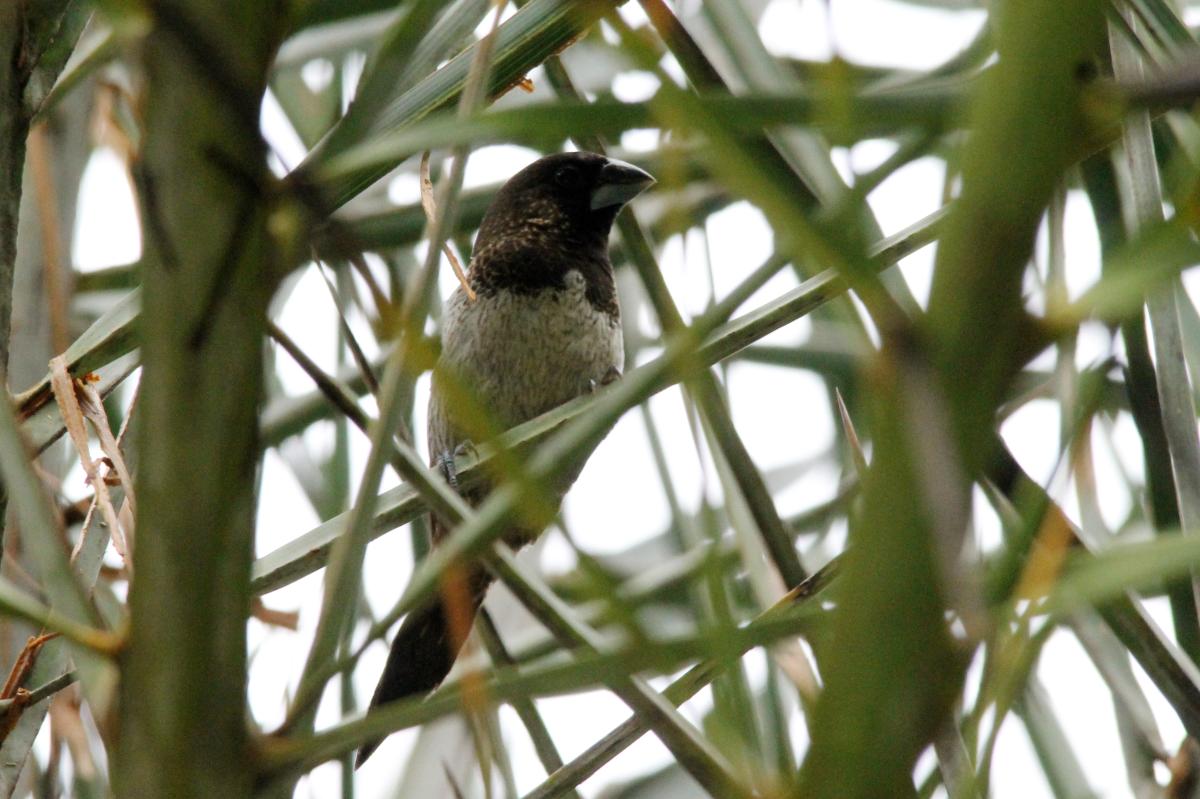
left=436, top=269, right=624, bottom=436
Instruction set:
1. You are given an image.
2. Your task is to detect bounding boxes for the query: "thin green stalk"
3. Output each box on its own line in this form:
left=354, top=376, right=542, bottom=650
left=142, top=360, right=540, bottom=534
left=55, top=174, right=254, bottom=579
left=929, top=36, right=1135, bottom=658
left=296, top=0, right=627, bottom=208
left=1013, top=679, right=1095, bottom=799
left=521, top=561, right=840, bottom=799
left=1111, top=10, right=1200, bottom=626
left=476, top=610, right=579, bottom=799
left=1080, top=150, right=1200, bottom=660
left=486, top=547, right=753, bottom=799
left=258, top=598, right=824, bottom=781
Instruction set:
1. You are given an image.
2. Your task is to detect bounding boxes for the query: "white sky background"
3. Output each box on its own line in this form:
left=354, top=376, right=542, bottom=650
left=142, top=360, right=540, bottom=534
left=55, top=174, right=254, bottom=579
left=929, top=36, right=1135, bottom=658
left=67, top=1, right=1200, bottom=797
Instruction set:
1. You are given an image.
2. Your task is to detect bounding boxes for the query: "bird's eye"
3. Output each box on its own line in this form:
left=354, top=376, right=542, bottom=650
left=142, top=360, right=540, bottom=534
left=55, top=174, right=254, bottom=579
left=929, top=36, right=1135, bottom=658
left=554, top=166, right=580, bottom=187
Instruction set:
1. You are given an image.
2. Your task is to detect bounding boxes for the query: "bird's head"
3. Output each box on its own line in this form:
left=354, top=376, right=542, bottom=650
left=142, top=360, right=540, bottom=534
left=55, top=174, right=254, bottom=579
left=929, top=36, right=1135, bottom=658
left=475, top=152, right=655, bottom=252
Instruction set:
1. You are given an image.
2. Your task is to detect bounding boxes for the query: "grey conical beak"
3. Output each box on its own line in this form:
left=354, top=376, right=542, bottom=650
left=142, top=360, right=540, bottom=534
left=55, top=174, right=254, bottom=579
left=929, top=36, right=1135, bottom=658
left=590, top=158, right=655, bottom=210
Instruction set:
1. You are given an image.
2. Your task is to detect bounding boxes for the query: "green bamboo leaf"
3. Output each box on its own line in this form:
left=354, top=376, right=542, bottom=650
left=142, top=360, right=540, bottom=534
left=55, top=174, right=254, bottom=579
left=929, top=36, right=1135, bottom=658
left=0, top=394, right=117, bottom=792
left=692, top=372, right=807, bottom=594
left=589, top=764, right=697, bottom=799
left=20, top=0, right=90, bottom=117
left=312, top=0, right=447, bottom=158
left=1098, top=596, right=1200, bottom=739
left=260, top=353, right=382, bottom=449
left=1111, top=12, right=1200, bottom=623
left=521, top=561, right=840, bottom=799
left=891, top=0, right=985, bottom=8
left=73, top=263, right=138, bottom=293
left=476, top=612, right=577, bottom=799
left=284, top=340, right=471, bottom=736
left=30, top=12, right=114, bottom=123
left=259, top=599, right=822, bottom=781
left=0, top=399, right=99, bottom=630
left=687, top=0, right=846, bottom=204
left=15, top=289, right=140, bottom=429
left=295, top=0, right=630, bottom=208
left=271, top=61, right=344, bottom=151
left=1123, top=0, right=1193, bottom=51
left=1177, top=292, right=1200, bottom=412
left=1082, top=103, right=1200, bottom=662
left=392, top=0, right=490, bottom=95
left=1047, top=533, right=1200, bottom=614
left=275, top=8, right=399, bottom=69
left=289, top=0, right=403, bottom=33
left=0, top=575, right=115, bottom=651
left=1013, top=679, right=1098, bottom=799
left=1071, top=611, right=1163, bottom=797
left=984, top=447, right=1200, bottom=743
left=1063, top=219, right=1200, bottom=323
left=319, top=86, right=962, bottom=188
left=479, top=548, right=752, bottom=799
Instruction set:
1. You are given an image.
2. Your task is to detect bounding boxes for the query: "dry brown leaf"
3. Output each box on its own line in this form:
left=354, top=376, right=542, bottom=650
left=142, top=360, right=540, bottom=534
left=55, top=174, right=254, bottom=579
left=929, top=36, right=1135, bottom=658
left=50, top=357, right=131, bottom=569
left=91, top=80, right=137, bottom=162
left=1168, top=738, right=1200, bottom=798
left=79, top=376, right=137, bottom=525
left=0, top=634, right=58, bottom=700
left=1013, top=504, right=1075, bottom=600
left=251, top=598, right=300, bottom=631
left=113, top=382, right=140, bottom=555
left=440, top=563, right=488, bottom=716
left=0, top=634, right=60, bottom=744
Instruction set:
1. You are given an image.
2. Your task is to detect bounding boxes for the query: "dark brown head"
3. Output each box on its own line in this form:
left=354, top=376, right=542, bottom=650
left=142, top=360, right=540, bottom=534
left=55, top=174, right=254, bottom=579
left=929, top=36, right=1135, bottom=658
left=468, top=152, right=654, bottom=311
left=477, top=152, right=654, bottom=246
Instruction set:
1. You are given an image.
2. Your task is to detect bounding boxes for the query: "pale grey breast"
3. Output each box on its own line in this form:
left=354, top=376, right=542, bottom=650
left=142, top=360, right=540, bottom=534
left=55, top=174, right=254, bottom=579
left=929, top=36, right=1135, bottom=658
left=428, top=269, right=623, bottom=463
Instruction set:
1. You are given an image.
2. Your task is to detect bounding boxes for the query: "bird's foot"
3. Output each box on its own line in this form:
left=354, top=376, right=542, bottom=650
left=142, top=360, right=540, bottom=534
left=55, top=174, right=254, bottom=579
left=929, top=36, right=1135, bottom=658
left=588, top=366, right=623, bottom=394
left=438, top=441, right=478, bottom=491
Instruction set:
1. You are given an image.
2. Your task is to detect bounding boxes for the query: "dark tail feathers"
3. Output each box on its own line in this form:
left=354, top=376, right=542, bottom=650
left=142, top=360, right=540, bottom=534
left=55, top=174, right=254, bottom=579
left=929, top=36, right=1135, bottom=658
left=355, top=572, right=490, bottom=767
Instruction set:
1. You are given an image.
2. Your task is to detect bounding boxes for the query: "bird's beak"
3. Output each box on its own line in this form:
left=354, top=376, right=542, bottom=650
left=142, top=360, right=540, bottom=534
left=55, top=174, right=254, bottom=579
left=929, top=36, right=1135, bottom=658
left=590, top=158, right=656, bottom=210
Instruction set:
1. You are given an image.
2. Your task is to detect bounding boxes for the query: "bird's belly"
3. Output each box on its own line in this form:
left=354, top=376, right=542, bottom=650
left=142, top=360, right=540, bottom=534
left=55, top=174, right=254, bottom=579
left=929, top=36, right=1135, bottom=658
left=437, top=272, right=624, bottom=438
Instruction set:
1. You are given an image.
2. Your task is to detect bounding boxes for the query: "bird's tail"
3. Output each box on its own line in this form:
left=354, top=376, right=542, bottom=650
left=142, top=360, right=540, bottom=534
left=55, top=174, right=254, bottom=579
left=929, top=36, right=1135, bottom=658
left=355, top=564, right=491, bottom=768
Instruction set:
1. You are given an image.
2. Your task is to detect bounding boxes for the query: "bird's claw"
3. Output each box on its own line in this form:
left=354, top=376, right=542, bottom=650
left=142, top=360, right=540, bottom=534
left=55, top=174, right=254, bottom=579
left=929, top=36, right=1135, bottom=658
left=438, top=441, right=478, bottom=492
left=588, top=366, right=623, bottom=394
left=437, top=450, right=459, bottom=491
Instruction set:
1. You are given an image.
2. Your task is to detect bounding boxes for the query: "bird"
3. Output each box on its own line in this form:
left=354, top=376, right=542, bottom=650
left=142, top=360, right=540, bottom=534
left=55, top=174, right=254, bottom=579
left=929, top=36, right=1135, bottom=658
left=356, top=151, right=655, bottom=767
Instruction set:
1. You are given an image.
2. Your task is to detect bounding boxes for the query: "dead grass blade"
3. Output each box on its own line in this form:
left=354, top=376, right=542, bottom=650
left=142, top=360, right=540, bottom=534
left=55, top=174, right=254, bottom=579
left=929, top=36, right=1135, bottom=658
left=0, top=634, right=58, bottom=746
left=48, top=357, right=130, bottom=568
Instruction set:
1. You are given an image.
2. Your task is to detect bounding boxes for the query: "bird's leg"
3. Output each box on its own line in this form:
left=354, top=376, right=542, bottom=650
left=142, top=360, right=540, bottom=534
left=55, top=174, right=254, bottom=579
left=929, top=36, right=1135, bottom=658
left=436, top=450, right=458, bottom=491
left=438, top=440, right=479, bottom=492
